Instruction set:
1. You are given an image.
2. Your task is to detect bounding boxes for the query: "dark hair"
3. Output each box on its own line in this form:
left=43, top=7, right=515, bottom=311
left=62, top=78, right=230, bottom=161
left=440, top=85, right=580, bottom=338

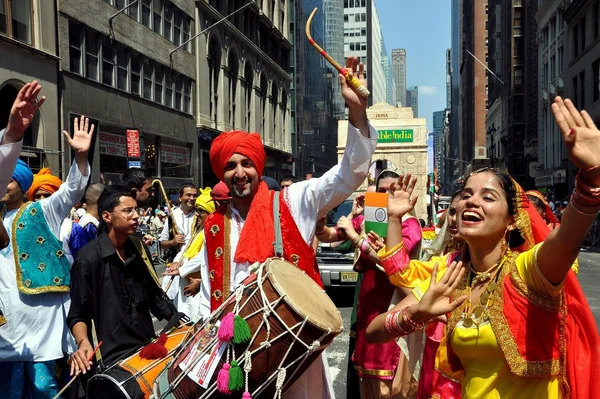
left=179, top=183, right=197, bottom=197
left=450, top=189, right=462, bottom=203
left=121, top=168, right=151, bottom=190
left=376, top=170, right=400, bottom=190
left=418, top=218, right=426, bottom=228
left=262, top=176, right=282, bottom=191
left=85, top=183, right=105, bottom=205
left=527, top=195, right=545, bottom=214
left=463, top=168, right=524, bottom=247
left=98, top=185, right=136, bottom=232
left=280, top=174, right=297, bottom=183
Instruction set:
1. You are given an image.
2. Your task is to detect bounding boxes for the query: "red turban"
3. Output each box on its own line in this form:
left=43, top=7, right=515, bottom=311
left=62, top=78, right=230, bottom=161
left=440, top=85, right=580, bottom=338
left=209, top=131, right=266, bottom=181
left=26, top=168, right=62, bottom=201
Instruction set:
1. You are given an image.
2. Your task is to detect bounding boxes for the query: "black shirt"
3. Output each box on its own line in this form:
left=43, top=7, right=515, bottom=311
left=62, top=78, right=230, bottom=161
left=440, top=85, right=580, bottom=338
left=67, top=232, right=176, bottom=365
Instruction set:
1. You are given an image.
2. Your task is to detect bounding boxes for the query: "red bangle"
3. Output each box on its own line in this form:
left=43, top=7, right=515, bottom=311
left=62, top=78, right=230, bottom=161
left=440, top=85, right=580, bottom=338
left=401, top=307, right=427, bottom=330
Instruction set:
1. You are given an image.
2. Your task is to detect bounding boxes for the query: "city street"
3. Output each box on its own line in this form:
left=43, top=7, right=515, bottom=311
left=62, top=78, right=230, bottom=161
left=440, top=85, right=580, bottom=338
left=154, top=251, right=600, bottom=398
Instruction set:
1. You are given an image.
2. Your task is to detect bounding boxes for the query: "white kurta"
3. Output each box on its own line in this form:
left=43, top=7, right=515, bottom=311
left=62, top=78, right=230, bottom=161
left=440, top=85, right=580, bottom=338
left=160, top=207, right=197, bottom=314
left=0, top=160, right=90, bottom=362
left=0, top=128, right=24, bottom=195
left=181, top=123, right=378, bottom=398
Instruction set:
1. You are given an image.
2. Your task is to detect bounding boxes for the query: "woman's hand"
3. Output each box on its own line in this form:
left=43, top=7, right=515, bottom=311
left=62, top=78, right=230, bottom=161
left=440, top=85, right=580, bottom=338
left=552, top=97, right=600, bottom=184
left=337, top=216, right=357, bottom=240
left=414, top=261, right=466, bottom=323
left=387, top=174, right=419, bottom=219
left=352, top=195, right=365, bottom=217
left=367, top=231, right=385, bottom=252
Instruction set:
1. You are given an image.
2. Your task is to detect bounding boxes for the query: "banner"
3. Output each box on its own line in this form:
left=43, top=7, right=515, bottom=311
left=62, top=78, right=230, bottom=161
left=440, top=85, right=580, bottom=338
left=126, top=129, right=141, bottom=158
left=99, top=131, right=126, bottom=158
left=160, top=143, right=190, bottom=165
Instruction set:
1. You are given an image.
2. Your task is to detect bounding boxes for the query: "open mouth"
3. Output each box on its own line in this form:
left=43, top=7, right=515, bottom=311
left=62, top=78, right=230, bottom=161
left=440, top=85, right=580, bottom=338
left=234, top=180, right=249, bottom=190
left=448, top=225, right=459, bottom=234
left=462, top=210, right=484, bottom=224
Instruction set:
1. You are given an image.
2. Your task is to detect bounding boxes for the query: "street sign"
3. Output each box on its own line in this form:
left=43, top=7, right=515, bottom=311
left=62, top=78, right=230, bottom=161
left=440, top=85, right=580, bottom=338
left=128, top=160, right=141, bottom=168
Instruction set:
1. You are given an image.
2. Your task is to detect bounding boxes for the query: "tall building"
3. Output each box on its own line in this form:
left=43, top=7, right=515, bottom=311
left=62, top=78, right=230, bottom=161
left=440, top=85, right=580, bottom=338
left=382, top=39, right=396, bottom=106
left=487, top=0, right=539, bottom=189
left=447, top=0, right=462, bottom=185
left=535, top=0, right=568, bottom=198
left=324, top=0, right=346, bottom=119
left=460, top=0, right=488, bottom=166
left=196, top=0, right=293, bottom=184
left=0, top=0, right=61, bottom=175
left=446, top=48, right=452, bottom=108
left=433, top=110, right=446, bottom=180
left=406, top=86, right=419, bottom=117
left=392, top=48, right=407, bottom=106
left=292, top=0, right=338, bottom=178
left=564, top=0, right=600, bottom=195
left=343, top=0, right=386, bottom=106
left=59, top=0, right=197, bottom=189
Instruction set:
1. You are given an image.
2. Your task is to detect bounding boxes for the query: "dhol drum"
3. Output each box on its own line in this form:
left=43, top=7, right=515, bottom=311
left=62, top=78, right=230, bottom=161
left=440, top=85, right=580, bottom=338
left=87, top=326, right=192, bottom=399
left=153, top=258, right=343, bottom=398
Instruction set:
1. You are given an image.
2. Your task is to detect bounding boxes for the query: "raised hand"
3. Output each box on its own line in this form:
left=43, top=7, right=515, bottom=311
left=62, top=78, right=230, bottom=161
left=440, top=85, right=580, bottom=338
left=63, top=116, right=95, bottom=154
left=387, top=174, right=419, bottom=219
left=352, top=194, right=365, bottom=217
left=415, top=261, right=466, bottom=323
left=551, top=97, right=600, bottom=173
left=5, top=81, right=46, bottom=143
left=337, top=216, right=357, bottom=240
left=340, top=56, right=368, bottom=130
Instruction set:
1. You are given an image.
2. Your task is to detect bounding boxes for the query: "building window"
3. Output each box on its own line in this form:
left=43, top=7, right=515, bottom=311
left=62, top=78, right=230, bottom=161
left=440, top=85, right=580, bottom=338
left=573, top=76, right=578, bottom=107
left=361, top=13, right=366, bottom=22
left=153, top=0, right=162, bottom=34
left=117, top=45, right=128, bottom=91
left=593, top=59, right=600, bottom=102
left=155, top=66, right=164, bottom=104
left=228, top=53, right=238, bottom=129
left=245, top=63, right=253, bottom=131
left=271, top=83, right=278, bottom=143
left=163, top=4, right=173, bottom=41
left=558, top=46, right=564, bottom=74
left=86, top=30, right=100, bottom=81
left=355, top=14, right=360, bottom=22
left=102, top=37, right=115, bottom=87
left=581, top=17, right=586, bottom=50
left=260, top=75, right=268, bottom=136
left=141, top=0, right=151, bottom=28
left=165, top=73, right=173, bottom=107
left=184, top=80, right=191, bottom=113
left=2, top=0, right=33, bottom=44
left=182, top=18, right=190, bottom=51
left=574, top=25, right=579, bottom=57
left=69, top=21, right=83, bottom=75
left=343, top=15, right=348, bottom=22
left=580, top=70, right=585, bottom=108
left=208, top=39, right=220, bottom=126
left=143, top=60, right=153, bottom=100
left=131, top=53, right=141, bottom=96
left=175, top=76, right=183, bottom=110
left=594, top=2, right=599, bottom=39
left=174, top=11, right=182, bottom=46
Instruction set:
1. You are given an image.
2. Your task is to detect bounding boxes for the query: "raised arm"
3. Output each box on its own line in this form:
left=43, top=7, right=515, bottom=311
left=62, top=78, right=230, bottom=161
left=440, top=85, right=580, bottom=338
left=41, top=116, right=93, bottom=237
left=537, top=97, right=600, bottom=284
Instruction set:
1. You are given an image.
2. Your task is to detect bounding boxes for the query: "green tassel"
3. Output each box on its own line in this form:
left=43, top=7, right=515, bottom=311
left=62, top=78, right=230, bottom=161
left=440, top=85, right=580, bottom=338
left=233, top=315, right=251, bottom=344
left=228, top=360, right=244, bottom=391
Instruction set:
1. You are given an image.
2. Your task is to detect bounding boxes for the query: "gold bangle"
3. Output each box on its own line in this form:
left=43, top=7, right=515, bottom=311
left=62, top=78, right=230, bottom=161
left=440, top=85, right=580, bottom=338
left=569, top=201, right=600, bottom=216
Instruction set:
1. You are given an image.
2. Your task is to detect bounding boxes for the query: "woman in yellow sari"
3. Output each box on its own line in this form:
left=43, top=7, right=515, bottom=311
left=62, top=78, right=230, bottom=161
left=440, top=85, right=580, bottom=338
left=367, top=97, right=600, bottom=398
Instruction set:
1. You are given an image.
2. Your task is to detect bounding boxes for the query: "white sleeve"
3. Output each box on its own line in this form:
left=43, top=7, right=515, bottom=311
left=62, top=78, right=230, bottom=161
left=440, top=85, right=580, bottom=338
left=286, top=122, right=378, bottom=241
left=41, top=160, right=91, bottom=238
left=158, top=219, right=170, bottom=242
left=196, top=245, right=211, bottom=319
left=0, top=128, right=24, bottom=195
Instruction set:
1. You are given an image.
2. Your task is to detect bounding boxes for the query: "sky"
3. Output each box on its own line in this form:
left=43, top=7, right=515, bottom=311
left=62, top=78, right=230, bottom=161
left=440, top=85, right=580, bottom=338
left=376, top=0, right=451, bottom=131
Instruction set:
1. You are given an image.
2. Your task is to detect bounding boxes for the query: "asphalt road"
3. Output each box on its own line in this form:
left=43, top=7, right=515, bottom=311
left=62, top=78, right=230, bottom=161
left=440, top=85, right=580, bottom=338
left=154, top=251, right=600, bottom=399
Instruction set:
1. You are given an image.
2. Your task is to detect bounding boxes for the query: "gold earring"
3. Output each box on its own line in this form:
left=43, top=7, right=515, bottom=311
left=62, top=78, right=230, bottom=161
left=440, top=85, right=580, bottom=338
left=501, top=228, right=512, bottom=256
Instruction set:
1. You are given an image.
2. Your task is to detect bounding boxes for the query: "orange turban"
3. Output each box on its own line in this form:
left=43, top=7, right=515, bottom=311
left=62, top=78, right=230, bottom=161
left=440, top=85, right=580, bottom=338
left=26, top=168, right=62, bottom=201
left=209, top=131, right=266, bottom=181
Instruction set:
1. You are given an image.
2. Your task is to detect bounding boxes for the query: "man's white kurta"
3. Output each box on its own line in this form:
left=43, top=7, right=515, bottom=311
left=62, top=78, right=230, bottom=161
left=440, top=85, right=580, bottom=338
left=180, top=123, right=378, bottom=399
left=0, top=161, right=90, bottom=361
left=0, top=128, right=24, bottom=195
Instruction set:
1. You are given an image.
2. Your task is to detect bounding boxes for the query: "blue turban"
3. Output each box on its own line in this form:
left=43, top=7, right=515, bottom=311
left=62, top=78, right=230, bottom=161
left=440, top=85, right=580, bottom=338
left=12, top=160, right=34, bottom=194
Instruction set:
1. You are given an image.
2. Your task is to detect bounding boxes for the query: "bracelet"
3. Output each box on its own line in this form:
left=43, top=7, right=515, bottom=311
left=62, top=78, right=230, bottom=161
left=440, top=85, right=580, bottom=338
left=315, top=225, right=326, bottom=235
left=568, top=199, right=600, bottom=216
left=360, top=238, right=370, bottom=254
left=384, top=311, right=410, bottom=337
left=401, top=307, right=427, bottom=331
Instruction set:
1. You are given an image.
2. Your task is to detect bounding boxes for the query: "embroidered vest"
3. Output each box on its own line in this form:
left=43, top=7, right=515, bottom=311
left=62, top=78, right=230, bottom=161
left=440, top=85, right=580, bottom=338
left=12, top=201, right=71, bottom=294
left=205, top=191, right=322, bottom=311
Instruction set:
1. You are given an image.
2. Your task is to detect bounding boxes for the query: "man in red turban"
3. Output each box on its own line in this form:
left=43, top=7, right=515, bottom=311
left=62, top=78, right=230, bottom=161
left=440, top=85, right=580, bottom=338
left=173, top=57, right=378, bottom=399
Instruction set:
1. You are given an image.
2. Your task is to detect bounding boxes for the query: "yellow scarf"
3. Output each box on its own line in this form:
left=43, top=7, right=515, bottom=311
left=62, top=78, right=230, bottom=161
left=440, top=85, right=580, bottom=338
left=183, top=230, right=205, bottom=261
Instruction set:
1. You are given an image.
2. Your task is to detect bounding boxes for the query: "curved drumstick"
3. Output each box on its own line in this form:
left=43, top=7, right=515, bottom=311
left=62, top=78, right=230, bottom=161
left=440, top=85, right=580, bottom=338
left=306, top=7, right=370, bottom=98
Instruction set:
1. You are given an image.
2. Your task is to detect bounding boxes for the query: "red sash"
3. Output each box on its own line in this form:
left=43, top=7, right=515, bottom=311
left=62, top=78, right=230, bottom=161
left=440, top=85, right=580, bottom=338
left=204, top=191, right=322, bottom=312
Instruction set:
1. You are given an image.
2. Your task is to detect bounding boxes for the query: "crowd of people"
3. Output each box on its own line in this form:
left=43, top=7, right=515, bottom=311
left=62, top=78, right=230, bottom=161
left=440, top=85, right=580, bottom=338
left=0, top=53, right=599, bottom=399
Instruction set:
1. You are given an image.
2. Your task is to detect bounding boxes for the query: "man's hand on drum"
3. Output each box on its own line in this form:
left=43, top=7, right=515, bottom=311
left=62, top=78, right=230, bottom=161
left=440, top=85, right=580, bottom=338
left=183, top=278, right=201, bottom=297
left=70, top=339, right=93, bottom=376
left=163, top=262, right=181, bottom=276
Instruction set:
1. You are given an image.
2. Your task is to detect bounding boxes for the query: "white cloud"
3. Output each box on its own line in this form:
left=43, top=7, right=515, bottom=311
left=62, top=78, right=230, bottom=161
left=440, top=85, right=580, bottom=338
left=419, top=86, right=438, bottom=96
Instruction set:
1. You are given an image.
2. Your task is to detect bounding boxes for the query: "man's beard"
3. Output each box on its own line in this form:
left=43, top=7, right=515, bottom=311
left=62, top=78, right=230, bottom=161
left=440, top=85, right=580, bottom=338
left=230, top=180, right=253, bottom=199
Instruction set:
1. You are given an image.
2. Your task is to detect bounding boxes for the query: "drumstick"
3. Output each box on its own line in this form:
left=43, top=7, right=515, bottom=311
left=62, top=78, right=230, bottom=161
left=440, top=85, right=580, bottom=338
left=165, top=275, right=176, bottom=292
left=52, top=342, right=103, bottom=399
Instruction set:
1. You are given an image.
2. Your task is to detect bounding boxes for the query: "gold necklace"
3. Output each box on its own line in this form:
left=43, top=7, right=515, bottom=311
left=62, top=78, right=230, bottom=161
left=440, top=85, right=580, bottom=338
left=461, top=262, right=503, bottom=328
left=469, top=261, right=502, bottom=285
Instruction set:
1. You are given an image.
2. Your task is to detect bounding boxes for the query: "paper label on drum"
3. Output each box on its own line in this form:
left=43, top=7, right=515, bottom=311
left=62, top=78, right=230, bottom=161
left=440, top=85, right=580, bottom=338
left=178, top=340, right=227, bottom=388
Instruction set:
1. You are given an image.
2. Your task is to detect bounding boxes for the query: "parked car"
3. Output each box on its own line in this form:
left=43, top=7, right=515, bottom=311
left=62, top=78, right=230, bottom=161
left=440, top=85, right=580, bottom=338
left=316, top=198, right=358, bottom=287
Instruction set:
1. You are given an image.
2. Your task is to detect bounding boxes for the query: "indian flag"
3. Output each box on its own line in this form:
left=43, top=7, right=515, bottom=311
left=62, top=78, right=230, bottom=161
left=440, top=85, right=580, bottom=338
left=364, top=192, right=388, bottom=237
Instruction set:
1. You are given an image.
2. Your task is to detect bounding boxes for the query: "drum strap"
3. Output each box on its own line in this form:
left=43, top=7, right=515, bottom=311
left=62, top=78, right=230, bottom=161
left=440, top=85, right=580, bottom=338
left=130, top=236, right=162, bottom=288
left=273, top=192, right=284, bottom=257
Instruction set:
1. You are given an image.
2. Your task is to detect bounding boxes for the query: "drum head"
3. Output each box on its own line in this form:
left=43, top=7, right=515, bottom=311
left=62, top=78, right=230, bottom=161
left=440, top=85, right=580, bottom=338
left=265, top=258, right=343, bottom=333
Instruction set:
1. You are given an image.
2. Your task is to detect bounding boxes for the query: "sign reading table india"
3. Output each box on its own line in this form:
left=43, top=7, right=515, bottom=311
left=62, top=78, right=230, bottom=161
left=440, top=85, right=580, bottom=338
left=377, top=129, right=414, bottom=143
left=364, top=192, right=389, bottom=238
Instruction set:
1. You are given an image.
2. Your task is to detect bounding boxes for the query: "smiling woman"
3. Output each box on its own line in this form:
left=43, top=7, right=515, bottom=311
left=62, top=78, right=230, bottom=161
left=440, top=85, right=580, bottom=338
left=365, top=97, right=600, bottom=398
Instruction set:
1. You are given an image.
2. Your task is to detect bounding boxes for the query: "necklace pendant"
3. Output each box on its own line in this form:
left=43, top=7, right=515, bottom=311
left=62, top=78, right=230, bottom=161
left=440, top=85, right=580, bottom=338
left=487, top=282, right=497, bottom=292
left=480, top=292, right=490, bottom=304
left=473, top=306, right=484, bottom=319
left=463, top=317, right=474, bottom=328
